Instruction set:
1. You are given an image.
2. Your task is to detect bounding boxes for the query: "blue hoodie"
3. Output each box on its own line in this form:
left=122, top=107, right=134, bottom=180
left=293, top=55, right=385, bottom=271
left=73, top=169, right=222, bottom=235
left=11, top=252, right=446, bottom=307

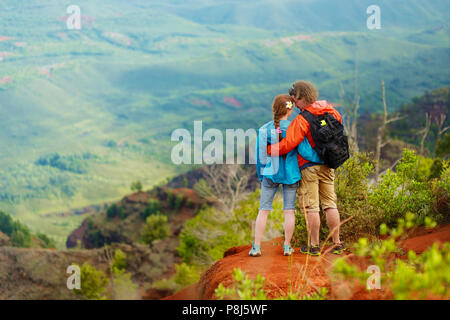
left=255, top=120, right=323, bottom=184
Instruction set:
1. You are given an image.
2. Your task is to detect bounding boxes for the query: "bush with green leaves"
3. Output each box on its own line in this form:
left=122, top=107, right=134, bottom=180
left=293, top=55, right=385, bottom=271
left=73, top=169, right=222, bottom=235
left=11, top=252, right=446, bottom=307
left=141, top=198, right=162, bottom=219
left=215, top=268, right=328, bottom=300
left=174, top=194, right=184, bottom=210
left=111, top=268, right=139, bottom=300
left=130, top=181, right=143, bottom=192
left=332, top=214, right=448, bottom=300
left=294, top=150, right=446, bottom=246
left=112, top=249, right=127, bottom=271
left=435, top=132, right=450, bottom=159
left=369, top=149, right=434, bottom=227
left=0, top=210, right=32, bottom=247
left=110, top=249, right=139, bottom=300
left=215, top=268, right=267, bottom=300
left=141, top=214, right=170, bottom=245
left=74, top=262, right=109, bottom=300
left=167, top=190, right=175, bottom=208
left=173, top=263, right=202, bottom=287
left=36, top=232, right=56, bottom=249
left=106, top=204, right=126, bottom=219
left=390, top=242, right=450, bottom=299
left=35, top=152, right=88, bottom=174
left=431, top=161, right=450, bottom=221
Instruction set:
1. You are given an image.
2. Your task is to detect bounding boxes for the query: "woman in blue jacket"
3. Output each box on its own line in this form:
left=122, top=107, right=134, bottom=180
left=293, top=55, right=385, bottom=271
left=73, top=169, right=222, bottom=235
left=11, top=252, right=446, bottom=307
left=250, top=95, right=322, bottom=257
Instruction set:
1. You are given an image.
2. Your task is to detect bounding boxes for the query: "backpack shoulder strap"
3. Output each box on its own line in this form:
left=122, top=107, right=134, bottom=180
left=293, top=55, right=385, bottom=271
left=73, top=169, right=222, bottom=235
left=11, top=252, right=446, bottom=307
left=300, top=109, right=318, bottom=125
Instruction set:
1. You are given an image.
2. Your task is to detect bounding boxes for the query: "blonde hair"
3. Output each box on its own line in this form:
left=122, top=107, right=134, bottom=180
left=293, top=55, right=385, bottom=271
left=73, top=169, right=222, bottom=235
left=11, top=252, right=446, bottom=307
left=272, top=94, right=294, bottom=144
left=291, top=81, right=318, bottom=106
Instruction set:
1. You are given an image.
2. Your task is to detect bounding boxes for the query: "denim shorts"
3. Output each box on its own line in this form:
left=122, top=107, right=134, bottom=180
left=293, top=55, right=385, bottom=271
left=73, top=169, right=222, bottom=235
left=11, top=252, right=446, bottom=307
left=259, top=178, right=299, bottom=211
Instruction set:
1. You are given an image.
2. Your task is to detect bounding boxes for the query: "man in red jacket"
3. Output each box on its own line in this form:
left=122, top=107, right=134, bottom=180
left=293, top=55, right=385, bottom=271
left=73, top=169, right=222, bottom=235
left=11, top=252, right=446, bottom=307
left=268, top=81, right=345, bottom=256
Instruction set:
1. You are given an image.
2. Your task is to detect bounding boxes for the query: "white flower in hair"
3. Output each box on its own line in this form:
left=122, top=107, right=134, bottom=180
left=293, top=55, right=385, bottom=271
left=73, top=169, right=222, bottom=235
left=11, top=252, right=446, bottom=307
left=286, top=101, right=293, bottom=109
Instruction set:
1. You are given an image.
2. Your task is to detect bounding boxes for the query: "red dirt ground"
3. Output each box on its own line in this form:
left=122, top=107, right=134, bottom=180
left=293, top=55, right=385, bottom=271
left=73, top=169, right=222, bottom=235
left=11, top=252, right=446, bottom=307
left=399, top=224, right=450, bottom=254
left=163, top=224, right=450, bottom=300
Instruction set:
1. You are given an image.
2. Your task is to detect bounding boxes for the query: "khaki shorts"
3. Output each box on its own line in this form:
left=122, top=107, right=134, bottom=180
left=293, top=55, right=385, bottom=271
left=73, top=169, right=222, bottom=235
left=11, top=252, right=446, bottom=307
left=298, top=165, right=337, bottom=213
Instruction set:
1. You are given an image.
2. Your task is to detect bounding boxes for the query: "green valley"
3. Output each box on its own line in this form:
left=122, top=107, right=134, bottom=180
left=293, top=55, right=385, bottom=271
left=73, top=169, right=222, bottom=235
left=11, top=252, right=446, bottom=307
left=0, top=0, right=449, bottom=247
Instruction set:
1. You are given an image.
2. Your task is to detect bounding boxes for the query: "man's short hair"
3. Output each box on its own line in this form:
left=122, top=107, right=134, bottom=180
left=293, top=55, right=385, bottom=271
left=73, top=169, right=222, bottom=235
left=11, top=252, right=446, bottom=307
left=290, top=81, right=318, bottom=105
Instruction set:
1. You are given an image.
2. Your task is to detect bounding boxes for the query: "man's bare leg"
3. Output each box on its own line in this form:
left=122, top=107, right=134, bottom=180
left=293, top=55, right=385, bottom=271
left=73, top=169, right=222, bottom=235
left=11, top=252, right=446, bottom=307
left=306, top=211, right=320, bottom=246
left=325, top=208, right=341, bottom=244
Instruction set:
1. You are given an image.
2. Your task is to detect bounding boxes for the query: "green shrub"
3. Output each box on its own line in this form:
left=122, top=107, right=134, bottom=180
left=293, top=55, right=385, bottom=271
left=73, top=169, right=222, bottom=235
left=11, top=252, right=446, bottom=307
left=36, top=232, right=56, bottom=249
left=0, top=211, right=32, bottom=247
left=110, top=250, right=139, bottom=300
left=167, top=190, right=175, bottom=208
left=111, top=268, right=139, bottom=300
left=141, top=214, right=170, bottom=245
left=130, top=181, right=143, bottom=192
left=335, top=152, right=380, bottom=240
left=112, top=249, right=127, bottom=271
left=173, top=263, right=201, bottom=287
left=74, top=262, right=109, bottom=300
left=293, top=149, right=444, bottom=246
left=85, top=230, right=105, bottom=248
left=391, top=243, right=450, bottom=299
left=86, top=217, right=94, bottom=229
left=35, top=153, right=88, bottom=174
left=117, top=207, right=127, bottom=219
left=435, top=132, right=450, bottom=158
left=10, top=228, right=32, bottom=248
left=141, top=198, right=162, bottom=219
left=369, top=149, right=433, bottom=227
left=174, top=194, right=184, bottom=210
left=215, top=268, right=267, bottom=300
left=106, top=204, right=126, bottom=219
left=0, top=211, right=14, bottom=235
left=431, top=161, right=450, bottom=221
left=332, top=215, right=448, bottom=300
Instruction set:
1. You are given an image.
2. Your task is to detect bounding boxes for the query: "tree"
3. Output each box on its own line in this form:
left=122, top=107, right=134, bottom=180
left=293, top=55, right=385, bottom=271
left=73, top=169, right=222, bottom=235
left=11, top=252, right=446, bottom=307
left=419, top=113, right=432, bottom=156
left=10, top=229, right=31, bottom=248
left=435, top=133, right=450, bottom=159
left=374, top=81, right=404, bottom=180
left=106, top=204, right=119, bottom=218
left=141, top=198, right=162, bottom=219
left=436, top=114, right=450, bottom=155
left=130, top=181, right=143, bottom=193
left=36, top=232, right=56, bottom=249
left=339, top=55, right=360, bottom=153
left=194, top=164, right=254, bottom=214
left=141, top=214, right=170, bottom=245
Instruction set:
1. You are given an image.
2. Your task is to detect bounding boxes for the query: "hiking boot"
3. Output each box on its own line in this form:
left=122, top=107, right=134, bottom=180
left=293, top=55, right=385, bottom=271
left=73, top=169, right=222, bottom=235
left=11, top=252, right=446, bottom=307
left=332, top=243, right=346, bottom=255
left=283, top=244, right=294, bottom=256
left=249, top=243, right=261, bottom=257
left=300, top=245, right=321, bottom=256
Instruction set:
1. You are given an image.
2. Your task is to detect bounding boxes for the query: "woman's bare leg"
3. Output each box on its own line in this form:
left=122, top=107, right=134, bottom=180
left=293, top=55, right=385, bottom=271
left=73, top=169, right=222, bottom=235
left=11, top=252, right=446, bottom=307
left=254, top=210, right=270, bottom=245
left=283, top=209, right=295, bottom=245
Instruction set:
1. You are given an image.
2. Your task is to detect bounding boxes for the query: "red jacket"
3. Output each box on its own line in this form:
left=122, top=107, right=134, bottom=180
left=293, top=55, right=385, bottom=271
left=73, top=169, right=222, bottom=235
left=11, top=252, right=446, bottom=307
left=267, top=100, right=342, bottom=169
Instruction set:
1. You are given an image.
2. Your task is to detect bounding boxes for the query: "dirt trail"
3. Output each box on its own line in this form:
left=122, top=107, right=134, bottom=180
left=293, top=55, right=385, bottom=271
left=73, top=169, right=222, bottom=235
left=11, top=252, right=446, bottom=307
left=399, top=223, right=450, bottom=254
left=164, top=224, right=450, bottom=300
left=165, top=238, right=340, bottom=300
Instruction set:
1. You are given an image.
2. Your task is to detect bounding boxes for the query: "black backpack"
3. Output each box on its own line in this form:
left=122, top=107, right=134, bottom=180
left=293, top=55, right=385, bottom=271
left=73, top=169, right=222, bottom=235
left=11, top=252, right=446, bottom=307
left=300, top=109, right=350, bottom=169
